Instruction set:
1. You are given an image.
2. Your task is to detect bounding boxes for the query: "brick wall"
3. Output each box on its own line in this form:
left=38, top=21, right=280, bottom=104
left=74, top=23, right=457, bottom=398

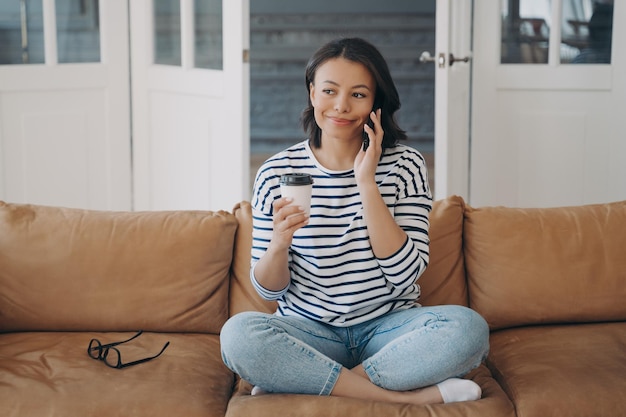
left=250, top=12, right=436, bottom=157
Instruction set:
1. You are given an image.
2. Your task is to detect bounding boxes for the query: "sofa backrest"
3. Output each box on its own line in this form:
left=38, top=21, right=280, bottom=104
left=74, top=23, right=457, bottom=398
left=0, top=201, right=237, bottom=334
left=418, top=195, right=469, bottom=307
left=229, top=201, right=278, bottom=316
left=464, top=200, right=626, bottom=330
left=228, top=195, right=469, bottom=317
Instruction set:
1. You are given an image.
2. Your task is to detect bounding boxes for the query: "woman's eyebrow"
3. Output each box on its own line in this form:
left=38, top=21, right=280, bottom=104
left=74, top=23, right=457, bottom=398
left=320, top=80, right=372, bottom=91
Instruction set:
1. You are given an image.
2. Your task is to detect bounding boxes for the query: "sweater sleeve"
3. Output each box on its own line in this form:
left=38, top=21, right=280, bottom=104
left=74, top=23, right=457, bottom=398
left=249, top=161, right=292, bottom=300
left=377, top=149, right=432, bottom=290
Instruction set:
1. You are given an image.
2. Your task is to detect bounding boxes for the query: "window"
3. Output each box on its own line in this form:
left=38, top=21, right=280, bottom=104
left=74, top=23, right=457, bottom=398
left=0, top=0, right=100, bottom=65
left=501, top=0, right=613, bottom=64
left=154, top=0, right=223, bottom=69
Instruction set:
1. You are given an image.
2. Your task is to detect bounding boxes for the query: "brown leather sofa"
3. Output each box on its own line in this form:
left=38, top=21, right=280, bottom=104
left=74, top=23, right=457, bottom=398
left=1, top=196, right=624, bottom=417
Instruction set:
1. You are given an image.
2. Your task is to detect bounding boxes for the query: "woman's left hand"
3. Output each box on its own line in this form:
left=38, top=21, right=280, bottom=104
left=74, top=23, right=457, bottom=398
left=354, top=108, right=383, bottom=184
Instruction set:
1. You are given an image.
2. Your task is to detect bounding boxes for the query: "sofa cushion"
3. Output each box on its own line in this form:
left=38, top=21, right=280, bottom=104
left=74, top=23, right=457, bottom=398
left=487, top=322, right=626, bottom=417
left=0, top=201, right=237, bottom=333
left=464, top=200, right=626, bottom=330
left=226, top=364, right=515, bottom=417
left=0, top=332, right=234, bottom=417
left=228, top=196, right=468, bottom=317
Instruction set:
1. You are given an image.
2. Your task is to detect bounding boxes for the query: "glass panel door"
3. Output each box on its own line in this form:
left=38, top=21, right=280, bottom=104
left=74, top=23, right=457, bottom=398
left=194, top=0, right=222, bottom=69
left=500, top=0, right=614, bottom=65
left=0, top=1, right=45, bottom=64
left=0, top=0, right=132, bottom=209
left=501, top=0, right=552, bottom=63
left=131, top=0, right=247, bottom=210
left=0, top=0, right=102, bottom=65
left=56, top=0, right=100, bottom=63
left=565, top=1, right=613, bottom=64
left=153, top=0, right=222, bottom=68
left=154, top=0, right=181, bottom=65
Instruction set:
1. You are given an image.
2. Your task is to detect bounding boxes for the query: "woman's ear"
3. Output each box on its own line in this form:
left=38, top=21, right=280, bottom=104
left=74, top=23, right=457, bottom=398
left=309, top=82, right=315, bottom=102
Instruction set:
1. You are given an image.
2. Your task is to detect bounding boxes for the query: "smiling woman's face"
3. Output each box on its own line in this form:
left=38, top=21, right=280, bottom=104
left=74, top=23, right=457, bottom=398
left=309, top=57, right=376, bottom=145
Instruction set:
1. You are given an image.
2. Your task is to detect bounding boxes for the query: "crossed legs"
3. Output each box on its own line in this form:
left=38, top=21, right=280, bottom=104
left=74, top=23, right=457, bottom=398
left=220, top=306, right=489, bottom=405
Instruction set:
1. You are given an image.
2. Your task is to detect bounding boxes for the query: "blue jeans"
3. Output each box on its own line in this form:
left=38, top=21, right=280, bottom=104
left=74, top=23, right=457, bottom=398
left=220, top=305, right=489, bottom=395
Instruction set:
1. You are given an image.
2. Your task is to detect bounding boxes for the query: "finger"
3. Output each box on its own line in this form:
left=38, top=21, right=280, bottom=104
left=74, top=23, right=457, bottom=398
left=375, top=110, right=384, bottom=139
left=368, top=109, right=379, bottom=125
left=365, top=111, right=383, bottom=150
left=285, top=212, right=309, bottom=228
left=373, top=109, right=383, bottom=132
left=281, top=204, right=307, bottom=219
left=276, top=211, right=309, bottom=235
left=274, top=205, right=306, bottom=226
left=362, top=124, right=375, bottom=153
left=273, top=197, right=294, bottom=213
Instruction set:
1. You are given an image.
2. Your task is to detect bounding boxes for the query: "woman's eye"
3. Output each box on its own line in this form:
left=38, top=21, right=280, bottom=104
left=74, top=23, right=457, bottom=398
left=353, top=92, right=366, bottom=98
left=322, top=89, right=335, bottom=95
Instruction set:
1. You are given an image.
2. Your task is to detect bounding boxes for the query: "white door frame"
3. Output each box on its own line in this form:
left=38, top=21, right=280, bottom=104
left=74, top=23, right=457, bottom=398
left=433, top=0, right=473, bottom=201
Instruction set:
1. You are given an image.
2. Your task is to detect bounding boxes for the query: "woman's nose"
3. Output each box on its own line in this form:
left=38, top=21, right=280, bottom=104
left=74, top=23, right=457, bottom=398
left=333, top=95, right=349, bottom=113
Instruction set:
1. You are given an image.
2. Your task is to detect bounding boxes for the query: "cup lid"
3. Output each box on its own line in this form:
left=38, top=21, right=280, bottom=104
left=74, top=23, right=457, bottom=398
left=280, top=173, right=314, bottom=186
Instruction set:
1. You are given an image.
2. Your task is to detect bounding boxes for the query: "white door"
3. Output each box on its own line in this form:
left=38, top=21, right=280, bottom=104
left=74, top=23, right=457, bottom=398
left=471, top=0, right=625, bottom=207
left=130, top=0, right=249, bottom=211
left=0, top=0, right=131, bottom=210
left=431, top=0, right=473, bottom=201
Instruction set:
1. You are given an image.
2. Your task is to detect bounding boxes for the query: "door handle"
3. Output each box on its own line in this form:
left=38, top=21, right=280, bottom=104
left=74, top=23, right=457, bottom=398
left=419, top=51, right=445, bottom=68
left=420, top=51, right=471, bottom=68
left=449, top=53, right=471, bottom=66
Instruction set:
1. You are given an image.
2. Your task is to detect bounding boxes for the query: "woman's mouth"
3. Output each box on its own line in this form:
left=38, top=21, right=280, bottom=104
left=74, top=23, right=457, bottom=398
left=328, top=117, right=353, bottom=126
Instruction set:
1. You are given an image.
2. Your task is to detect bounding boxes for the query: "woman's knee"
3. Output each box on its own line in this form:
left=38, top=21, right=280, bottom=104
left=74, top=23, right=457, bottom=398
left=440, top=305, right=488, bottom=330
left=463, top=306, right=489, bottom=342
left=220, top=311, right=269, bottom=368
left=434, top=305, right=489, bottom=351
left=448, top=305, right=490, bottom=358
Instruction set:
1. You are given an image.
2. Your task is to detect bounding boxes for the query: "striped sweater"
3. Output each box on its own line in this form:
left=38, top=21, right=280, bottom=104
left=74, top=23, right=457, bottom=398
left=250, top=140, right=432, bottom=327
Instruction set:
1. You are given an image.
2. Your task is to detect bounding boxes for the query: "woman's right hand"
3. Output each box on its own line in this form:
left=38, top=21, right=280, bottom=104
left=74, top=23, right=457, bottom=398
left=270, top=197, right=309, bottom=250
left=253, top=197, right=309, bottom=292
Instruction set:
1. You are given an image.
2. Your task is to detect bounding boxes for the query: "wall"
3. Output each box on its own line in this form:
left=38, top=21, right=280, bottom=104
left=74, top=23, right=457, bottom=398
left=249, top=3, right=436, bottom=165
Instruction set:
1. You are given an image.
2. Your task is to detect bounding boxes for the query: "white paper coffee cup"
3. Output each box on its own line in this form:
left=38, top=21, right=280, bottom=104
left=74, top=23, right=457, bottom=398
left=280, top=173, right=314, bottom=215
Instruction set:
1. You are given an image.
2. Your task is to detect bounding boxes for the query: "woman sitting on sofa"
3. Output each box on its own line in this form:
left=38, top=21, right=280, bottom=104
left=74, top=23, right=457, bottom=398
left=220, top=37, right=489, bottom=405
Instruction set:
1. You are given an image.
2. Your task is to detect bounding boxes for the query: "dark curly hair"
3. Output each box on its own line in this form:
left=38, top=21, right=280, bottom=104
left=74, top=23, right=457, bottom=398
left=301, top=37, right=407, bottom=150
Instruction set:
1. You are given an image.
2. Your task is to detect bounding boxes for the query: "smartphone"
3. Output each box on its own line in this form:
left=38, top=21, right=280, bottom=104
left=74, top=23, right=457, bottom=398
left=362, top=115, right=374, bottom=151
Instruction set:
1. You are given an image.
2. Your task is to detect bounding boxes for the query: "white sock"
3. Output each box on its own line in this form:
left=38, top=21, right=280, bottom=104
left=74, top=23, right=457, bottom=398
left=436, top=378, right=482, bottom=403
left=250, top=386, right=267, bottom=396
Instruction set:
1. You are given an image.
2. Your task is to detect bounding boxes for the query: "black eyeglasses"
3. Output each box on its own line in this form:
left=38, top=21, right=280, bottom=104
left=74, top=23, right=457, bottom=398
left=87, top=331, right=170, bottom=369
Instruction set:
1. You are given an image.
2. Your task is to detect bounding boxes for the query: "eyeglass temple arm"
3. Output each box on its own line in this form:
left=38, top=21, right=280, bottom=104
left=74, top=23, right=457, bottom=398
left=89, top=330, right=144, bottom=351
left=120, top=341, right=170, bottom=368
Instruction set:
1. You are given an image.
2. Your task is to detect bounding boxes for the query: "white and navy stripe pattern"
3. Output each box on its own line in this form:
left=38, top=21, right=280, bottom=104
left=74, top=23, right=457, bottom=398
left=251, top=140, right=432, bottom=327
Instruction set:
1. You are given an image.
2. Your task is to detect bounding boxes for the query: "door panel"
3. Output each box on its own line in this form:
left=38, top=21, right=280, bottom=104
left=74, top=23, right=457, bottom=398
left=2, top=90, right=106, bottom=208
left=471, top=0, right=624, bottom=207
left=147, top=92, right=217, bottom=208
left=0, top=0, right=131, bottom=210
left=131, top=0, right=249, bottom=211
